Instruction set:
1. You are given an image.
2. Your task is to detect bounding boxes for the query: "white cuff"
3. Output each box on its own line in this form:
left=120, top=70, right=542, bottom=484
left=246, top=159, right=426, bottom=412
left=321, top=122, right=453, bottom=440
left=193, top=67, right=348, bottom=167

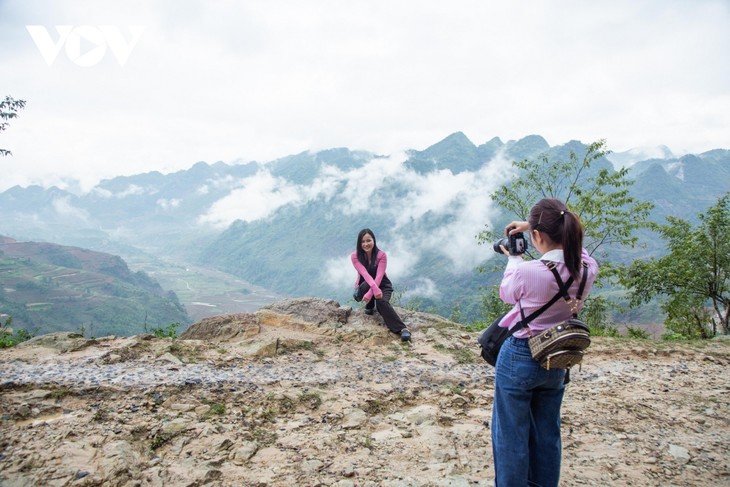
left=505, top=255, right=523, bottom=270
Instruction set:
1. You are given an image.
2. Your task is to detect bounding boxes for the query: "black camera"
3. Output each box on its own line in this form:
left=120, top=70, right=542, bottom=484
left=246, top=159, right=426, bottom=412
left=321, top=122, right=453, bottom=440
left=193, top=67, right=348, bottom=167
left=493, top=232, right=528, bottom=255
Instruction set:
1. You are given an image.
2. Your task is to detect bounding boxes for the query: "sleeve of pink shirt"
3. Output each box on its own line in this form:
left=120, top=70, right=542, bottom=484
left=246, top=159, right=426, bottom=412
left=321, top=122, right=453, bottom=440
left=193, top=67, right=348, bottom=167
left=499, top=255, right=525, bottom=305
left=350, top=251, right=385, bottom=301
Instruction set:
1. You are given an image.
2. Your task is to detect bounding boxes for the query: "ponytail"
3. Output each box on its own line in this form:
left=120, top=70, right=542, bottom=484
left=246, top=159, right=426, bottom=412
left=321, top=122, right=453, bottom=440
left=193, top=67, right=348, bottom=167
left=561, top=210, right=583, bottom=280
left=528, top=199, right=584, bottom=280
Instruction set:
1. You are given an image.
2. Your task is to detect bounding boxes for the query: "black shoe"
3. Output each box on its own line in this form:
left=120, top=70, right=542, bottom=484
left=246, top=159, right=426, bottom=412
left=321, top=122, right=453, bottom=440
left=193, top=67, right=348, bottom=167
left=400, top=329, right=411, bottom=342
left=364, top=308, right=374, bottom=315
left=353, top=292, right=362, bottom=302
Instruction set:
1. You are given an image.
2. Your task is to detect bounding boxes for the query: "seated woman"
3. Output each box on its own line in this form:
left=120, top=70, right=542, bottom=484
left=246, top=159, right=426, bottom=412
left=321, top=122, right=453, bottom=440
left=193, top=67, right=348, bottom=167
left=351, top=228, right=411, bottom=341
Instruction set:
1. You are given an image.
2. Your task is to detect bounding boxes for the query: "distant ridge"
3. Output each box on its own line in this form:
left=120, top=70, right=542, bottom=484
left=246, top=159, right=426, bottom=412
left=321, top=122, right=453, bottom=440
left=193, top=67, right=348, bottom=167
left=0, top=236, right=190, bottom=336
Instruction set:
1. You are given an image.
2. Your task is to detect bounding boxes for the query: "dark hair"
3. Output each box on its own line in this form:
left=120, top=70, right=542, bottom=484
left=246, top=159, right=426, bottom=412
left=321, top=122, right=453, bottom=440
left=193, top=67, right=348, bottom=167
left=528, top=198, right=584, bottom=280
left=356, top=228, right=380, bottom=266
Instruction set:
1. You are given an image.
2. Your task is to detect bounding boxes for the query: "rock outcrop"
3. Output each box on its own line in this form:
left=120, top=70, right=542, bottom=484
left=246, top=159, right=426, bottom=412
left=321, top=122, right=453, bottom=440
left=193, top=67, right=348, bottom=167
left=1, top=297, right=729, bottom=486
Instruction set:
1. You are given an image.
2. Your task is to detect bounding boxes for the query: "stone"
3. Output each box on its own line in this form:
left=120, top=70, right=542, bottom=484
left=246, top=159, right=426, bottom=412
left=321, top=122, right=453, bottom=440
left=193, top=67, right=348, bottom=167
left=155, top=352, right=183, bottom=365
left=668, top=444, right=690, bottom=464
left=231, top=441, right=258, bottom=465
left=342, top=408, right=368, bottom=429
left=180, top=313, right=258, bottom=341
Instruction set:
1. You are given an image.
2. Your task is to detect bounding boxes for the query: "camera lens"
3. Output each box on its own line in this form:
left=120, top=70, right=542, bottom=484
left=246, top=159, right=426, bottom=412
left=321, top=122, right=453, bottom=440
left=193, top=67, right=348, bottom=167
left=493, top=237, right=508, bottom=254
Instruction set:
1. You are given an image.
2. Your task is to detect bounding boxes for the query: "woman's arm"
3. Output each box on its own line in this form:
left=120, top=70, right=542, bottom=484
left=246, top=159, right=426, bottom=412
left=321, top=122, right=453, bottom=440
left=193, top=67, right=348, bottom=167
left=368, top=251, right=387, bottom=299
left=499, top=264, right=523, bottom=305
left=350, top=252, right=381, bottom=301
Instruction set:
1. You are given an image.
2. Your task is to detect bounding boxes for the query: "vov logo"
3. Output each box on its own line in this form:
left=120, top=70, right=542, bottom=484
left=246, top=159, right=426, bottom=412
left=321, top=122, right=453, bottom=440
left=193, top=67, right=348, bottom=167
left=26, top=25, right=145, bottom=67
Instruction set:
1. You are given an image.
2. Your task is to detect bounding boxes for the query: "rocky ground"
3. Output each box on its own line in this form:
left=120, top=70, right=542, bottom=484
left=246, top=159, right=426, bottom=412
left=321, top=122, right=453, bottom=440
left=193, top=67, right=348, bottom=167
left=0, top=298, right=729, bottom=487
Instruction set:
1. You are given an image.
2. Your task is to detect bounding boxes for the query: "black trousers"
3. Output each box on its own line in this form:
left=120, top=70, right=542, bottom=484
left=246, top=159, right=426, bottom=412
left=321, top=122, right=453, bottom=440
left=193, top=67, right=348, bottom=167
left=355, top=280, right=407, bottom=334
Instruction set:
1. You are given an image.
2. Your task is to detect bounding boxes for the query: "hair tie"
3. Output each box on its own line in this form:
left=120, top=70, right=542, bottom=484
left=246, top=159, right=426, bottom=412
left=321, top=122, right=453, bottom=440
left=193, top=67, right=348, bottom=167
left=560, top=210, right=565, bottom=216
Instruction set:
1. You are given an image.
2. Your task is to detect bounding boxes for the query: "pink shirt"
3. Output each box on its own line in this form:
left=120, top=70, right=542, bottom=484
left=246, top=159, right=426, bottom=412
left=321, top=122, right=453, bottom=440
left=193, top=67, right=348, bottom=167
left=499, top=248, right=598, bottom=339
left=351, top=250, right=387, bottom=302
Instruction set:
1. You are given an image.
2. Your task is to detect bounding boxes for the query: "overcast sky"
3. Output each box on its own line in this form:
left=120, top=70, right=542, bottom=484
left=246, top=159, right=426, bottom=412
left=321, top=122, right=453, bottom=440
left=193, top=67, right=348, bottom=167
left=1, top=0, right=729, bottom=192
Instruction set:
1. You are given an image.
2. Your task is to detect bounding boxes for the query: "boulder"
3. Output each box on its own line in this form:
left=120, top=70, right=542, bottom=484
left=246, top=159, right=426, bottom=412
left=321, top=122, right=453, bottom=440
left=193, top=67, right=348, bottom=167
left=180, top=313, right=258, bottom=341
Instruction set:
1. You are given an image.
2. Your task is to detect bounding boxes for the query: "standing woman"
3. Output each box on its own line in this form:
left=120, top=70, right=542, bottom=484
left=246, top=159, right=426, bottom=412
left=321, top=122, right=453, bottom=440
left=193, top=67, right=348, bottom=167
left=351, top=228, right=411, bottom=342
left=491, top=198, right=598, bottom=486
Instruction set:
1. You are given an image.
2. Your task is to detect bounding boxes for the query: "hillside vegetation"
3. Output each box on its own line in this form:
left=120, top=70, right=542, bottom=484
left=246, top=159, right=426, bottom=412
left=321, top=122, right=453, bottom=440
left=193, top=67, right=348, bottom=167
left=0, top=237, right=190, bottom=336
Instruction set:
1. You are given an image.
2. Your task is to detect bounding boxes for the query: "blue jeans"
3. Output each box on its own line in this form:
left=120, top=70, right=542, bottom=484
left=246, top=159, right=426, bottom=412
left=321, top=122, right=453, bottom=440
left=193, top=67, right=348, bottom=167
left=492, top=336, right=566, bottom=487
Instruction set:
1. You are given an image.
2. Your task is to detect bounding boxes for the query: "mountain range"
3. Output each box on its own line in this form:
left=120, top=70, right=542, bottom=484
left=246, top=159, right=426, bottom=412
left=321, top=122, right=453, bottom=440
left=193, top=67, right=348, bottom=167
left=1, top=132, right=728, bottom=333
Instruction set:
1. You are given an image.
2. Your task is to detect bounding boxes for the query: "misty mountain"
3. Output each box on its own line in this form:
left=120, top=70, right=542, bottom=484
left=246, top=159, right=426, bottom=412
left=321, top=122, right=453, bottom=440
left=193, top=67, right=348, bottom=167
left=0, top=133, right=728, bottom=325
left=606, top=145, right=675, bottom=168
left=0, top=236, right=190, bottom=336
left=404, top=132, right=550, bottom=174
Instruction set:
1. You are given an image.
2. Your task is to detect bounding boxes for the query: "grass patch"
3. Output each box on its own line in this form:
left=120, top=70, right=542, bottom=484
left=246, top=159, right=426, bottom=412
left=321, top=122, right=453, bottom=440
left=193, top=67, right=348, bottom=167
left=48, top=388, right=72, bottom=401
left=150, top=431, right=182, bottom=451
left=204, top=402, right=226, bottom=418
left=434, top=343, right=476, bottom=364
left=251, top=427, right=277, bottom=447
left=451, top=348, right=475, bottom=364
left=0, top=328, right=32, bottom=348
left=167, top=340, right=201, bottom=363
left=150, top=322, right=179, bottom=339
left=279, top=340, right=318, bottom=355
left=363, top=399, right=386, bottom=414
left=92, top=407, right=110, bottom=422
left=298, top=391, right=322, bottom=410
left=443, top=383, right=465, bottom=394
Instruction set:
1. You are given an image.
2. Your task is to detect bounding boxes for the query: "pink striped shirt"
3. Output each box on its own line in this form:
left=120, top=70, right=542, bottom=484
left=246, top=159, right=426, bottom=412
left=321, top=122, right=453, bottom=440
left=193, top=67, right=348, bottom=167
left=499, top=248, right=599, bottom=339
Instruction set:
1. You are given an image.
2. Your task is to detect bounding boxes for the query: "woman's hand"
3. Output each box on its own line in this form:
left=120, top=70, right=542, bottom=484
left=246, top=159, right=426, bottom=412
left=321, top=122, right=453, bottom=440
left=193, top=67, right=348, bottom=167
left=374, top=292, right=383, bottom=299
left=505, top=221, right=529, bottom=235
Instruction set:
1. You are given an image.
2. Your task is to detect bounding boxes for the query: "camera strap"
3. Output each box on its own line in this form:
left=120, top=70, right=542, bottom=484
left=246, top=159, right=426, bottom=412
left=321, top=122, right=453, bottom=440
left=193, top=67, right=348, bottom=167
left=544, top=260, right=589, bottom=318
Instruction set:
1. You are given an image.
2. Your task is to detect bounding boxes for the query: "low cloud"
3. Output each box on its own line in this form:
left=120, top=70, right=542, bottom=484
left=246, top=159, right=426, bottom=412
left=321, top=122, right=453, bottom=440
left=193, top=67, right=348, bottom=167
left=92, top=184, right=155, bottom=199
left=322, top=254, right=357, bottom=293
left=362, top=150, right=517, bottom=276
left=52, top=196, right=89, bottom=221
left=198, top=170, right=303, bottom=228
left=202, top=150, right=516, bottom=300
left=403, top=278, right=439, bottom=300
left=157, top=198, right=181, bottom=210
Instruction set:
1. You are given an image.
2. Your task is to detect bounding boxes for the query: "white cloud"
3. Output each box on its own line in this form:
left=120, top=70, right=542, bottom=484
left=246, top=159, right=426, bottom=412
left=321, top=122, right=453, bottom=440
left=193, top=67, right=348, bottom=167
left=52, top=196, right=88, bottom=221
left=157, top=198, right=180, bottom=210
left=403, top=278, right=440, bottom=300
left=322, top=254, right=357, bottom=293
left=3, top=0, right=728, bottom=192
left=91, top=184, right=151, bottom=199
left=197, top=170, right=303, bottom=228
left=337, top=153, right=409, bottom=215
left=356, top=150, right=513, bottom=277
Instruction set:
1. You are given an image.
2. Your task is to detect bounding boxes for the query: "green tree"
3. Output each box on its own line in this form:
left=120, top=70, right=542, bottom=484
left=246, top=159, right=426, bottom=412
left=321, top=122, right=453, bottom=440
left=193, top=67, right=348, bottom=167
left=621, top=193, right=730, bottom=338
left=1, top=96, right=27, bottom=157
left=476, top=140, right=654, bottom=329
left=483, top=140, right=653, bottom=259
